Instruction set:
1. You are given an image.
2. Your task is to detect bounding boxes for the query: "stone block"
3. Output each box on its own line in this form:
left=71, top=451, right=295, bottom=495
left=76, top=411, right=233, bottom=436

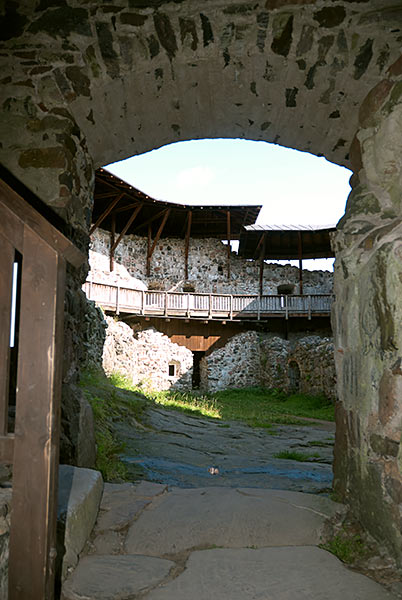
left=58, top=465, right=103, bottom=581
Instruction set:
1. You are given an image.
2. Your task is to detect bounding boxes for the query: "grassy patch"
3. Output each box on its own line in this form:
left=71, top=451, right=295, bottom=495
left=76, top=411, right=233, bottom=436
left=321, top=530, right=368, bottom=564
left=80, top=370, right=147, bottom=482
left=108, top=382, right=334, bottom=428
left=274, top=450, right=322, bottom=462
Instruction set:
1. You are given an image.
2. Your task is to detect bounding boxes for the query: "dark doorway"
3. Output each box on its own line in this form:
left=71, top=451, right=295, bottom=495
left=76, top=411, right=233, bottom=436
left=288, top=360, right=301, bottom=393
left=192, top=351, right=205, bottom=389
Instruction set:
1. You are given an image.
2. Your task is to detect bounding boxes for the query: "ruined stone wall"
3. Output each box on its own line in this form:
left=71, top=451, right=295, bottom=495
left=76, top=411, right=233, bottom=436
left=200, top=331, right=336, bottom=399
left=200, top=331, right=261, bottom=392
left=103, top=317, right=193, bottom=392
left=90, top=230, right=333, bottom=294
left=332, top=58, right=402, bottom=565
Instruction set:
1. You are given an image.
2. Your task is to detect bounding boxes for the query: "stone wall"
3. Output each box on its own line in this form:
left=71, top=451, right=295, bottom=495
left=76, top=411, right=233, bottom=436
left=0, top=488, right=11, bottom=600
left=332, top=58, right=402, bottom=566
left=90, top=230, right=333, bottom=295
left=200, top=331, right=336, bottom=399
left=103, top=317, right=193, bottom=392
left=200, top=331, right=261, bottom=392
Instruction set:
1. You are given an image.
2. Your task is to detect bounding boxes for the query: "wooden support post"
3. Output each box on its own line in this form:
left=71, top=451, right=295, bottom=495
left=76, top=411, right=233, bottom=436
left=184, top=210, right=192, bottom=280
left=89, top=193, right=124, bottom=235
left=9, top=230, right=66, bottom=600
left=146, top=225, right=152, bottom=276
left=259, top=233, right=266, bottom=296
left=146, top=209, right=171, bottom=277
left=226, top=210, right=231, bottom=280
left=110, top=213, right=116, bottom=272
left=0, top=234, right=13, bottom=436
left=298, top=231, right=303, bottom=295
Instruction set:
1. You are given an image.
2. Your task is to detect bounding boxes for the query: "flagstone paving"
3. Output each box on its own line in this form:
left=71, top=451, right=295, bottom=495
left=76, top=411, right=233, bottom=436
left=61, top=408, right=400, bottom=599
left=61, top=481, right=399, bottom=600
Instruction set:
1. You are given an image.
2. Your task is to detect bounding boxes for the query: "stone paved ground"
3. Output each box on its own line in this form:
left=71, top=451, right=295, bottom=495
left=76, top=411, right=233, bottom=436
left=61, top=408, right=401, bottom=599
left=61, top=481, right=399, bottom=600
left=116, top=406, right=335, bottom=493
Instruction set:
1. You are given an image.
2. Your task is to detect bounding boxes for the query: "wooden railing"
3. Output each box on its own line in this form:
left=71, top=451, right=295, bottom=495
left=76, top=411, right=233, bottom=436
left=83, top=280, right=333, bottom=320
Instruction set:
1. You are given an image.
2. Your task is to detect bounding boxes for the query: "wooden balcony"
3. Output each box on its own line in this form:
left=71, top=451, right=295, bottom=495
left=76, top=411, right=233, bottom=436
left=83, top=280, right=334, bottom=321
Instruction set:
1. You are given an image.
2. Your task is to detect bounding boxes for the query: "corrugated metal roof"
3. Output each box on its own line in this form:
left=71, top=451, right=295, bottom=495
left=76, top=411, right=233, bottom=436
left=245, top=223, right=337, bottom=232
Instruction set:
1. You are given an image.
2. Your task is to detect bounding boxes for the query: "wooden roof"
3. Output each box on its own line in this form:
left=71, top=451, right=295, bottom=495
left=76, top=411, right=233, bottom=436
left=92, top=169, right=261, bottom=239
left=238, top=224, right=336, bottom=260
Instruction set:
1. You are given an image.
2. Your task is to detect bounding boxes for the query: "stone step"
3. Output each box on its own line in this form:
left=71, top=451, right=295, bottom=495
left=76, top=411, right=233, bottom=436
left=57, top=465, right=103, bottom=582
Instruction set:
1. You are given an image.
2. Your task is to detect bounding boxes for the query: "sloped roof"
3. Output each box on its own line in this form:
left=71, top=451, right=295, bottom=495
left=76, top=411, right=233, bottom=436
left=92, top=169, right=261, bottom=239
left=238, top=224, right=336, bottom=260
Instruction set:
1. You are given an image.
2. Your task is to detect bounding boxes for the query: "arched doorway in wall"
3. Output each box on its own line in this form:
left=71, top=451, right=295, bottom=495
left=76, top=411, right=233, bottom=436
left=1, top=0, right=401, bottom=567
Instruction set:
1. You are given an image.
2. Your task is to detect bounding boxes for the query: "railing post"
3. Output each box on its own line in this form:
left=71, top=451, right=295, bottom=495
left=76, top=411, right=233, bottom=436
left=141, top=290, right=145, bottom=315
left=187, top=293, right=191, bottom=318
left=285, top=295, right=288, bottom=320
left=209, top=294, right=212, bottom=319
left=230, top=295, right=233, bottom=320
left=116, top=283, right=120, bottom=315
left=257, top=294, right=261, bottom=321
left=308, top=295, right=311, bottom=320
left=165, top=291, right=168, bottom=317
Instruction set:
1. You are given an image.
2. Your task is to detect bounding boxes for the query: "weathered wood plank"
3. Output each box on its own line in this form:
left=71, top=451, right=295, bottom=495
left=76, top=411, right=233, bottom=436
left=0, top=435, right=14, bottom=463
left=8, top=228, right=65, bottom=600
left=0, top=233, right=14, bottom=437
left=0, top=179, right=85, bottom=268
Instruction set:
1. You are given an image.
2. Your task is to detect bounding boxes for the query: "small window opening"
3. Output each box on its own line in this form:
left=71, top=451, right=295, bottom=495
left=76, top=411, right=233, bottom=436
left=168, top=363, right=176, bottom=377
left=183, top=283, right=195, bottom=292
left=277, top=284, right=294, bottom=295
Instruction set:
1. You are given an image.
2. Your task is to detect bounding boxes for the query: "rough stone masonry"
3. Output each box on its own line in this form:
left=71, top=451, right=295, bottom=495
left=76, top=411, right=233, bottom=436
left=0, top=0, right=401, bottom=566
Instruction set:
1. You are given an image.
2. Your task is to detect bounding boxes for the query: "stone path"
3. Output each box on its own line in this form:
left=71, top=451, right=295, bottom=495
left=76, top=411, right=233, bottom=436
left=116, top=407, right=335, bottom=493
left=61, top=481, right=399, bottom=600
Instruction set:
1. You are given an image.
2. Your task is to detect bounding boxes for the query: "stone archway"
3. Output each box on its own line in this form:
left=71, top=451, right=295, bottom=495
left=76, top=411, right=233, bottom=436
left=0, top=0, right=401, bottom=565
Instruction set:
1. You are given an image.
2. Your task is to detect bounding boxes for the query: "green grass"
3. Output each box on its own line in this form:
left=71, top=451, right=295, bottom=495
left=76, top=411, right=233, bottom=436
left=274, top=450, right=322, bottom=461
left=109, top=382, right=334, bottom=428
left=320, top=530, right=368, bottom=564
left=80, top=370, right=147, bottom=482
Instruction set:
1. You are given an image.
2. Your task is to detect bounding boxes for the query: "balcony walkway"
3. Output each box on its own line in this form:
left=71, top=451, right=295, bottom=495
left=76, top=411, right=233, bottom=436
left=83, top=280, right=333, bottom=321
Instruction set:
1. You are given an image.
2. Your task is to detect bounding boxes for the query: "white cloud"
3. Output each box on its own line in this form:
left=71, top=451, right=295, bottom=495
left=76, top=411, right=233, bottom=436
left=176, top=165, right=215, bottom=189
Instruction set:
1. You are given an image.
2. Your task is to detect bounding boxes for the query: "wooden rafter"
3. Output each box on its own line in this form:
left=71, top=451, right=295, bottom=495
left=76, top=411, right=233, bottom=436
left=111, top=204, right=143, bottom=253
left=89, top=193, right=124, bottom=235
left=184, top=210, right=192, bottom=280
left=114, top=202, right=142, bottom=214
left=133, top=208, right=169, bottom=233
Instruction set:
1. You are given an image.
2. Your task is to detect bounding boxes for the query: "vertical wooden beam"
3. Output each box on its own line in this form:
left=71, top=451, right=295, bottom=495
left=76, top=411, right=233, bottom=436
left=226, top=210, right=231, bottom=280
left=0, top=233, right=14, bottom=436
left=147, top=224, right=152, bottom=277
left=110, top=212, right=116, bottom=272
left=259, top=233, right=266, bottom=297
left=184, top=210, right=192, bottom=280
left=147, top=209, right=171, bottom=276
left=298, top=231, right=303, bottom=294
left=9, top=228, right=66, bottom=600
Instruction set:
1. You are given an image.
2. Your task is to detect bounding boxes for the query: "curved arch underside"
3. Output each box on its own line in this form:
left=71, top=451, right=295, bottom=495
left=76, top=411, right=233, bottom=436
left=68, top=0, right=401, bottom=169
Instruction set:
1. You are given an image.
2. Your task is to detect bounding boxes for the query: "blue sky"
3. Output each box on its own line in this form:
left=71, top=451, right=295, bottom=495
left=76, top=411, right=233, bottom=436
left=106, top=139, right=352, bottom=270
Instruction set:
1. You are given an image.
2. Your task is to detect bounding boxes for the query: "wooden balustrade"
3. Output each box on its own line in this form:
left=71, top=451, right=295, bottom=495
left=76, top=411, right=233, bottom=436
left=83, top=279, right=334, bottom=320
